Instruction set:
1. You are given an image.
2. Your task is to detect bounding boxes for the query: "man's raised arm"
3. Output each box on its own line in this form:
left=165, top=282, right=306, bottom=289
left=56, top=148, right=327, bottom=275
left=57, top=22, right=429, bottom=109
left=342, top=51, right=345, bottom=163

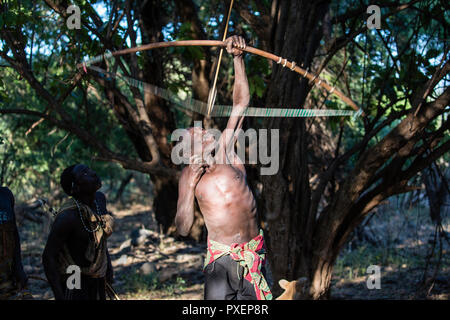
left=219, top=36, right=250, bottom=155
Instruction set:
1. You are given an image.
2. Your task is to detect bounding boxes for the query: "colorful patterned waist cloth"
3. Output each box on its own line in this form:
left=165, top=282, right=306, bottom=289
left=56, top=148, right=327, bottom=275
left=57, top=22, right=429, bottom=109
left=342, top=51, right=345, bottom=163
left=203, top=229, right=272, bottom=300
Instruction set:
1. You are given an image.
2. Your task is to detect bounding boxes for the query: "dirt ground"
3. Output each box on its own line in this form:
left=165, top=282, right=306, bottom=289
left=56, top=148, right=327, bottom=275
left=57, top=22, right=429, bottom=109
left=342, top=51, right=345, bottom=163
left=18, top=203, right=449, bottom=300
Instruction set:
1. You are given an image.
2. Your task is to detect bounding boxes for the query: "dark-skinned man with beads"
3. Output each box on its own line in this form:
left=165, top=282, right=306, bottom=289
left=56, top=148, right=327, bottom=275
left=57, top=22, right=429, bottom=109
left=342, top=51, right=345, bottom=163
left=42, top=164, right=114, bottom=300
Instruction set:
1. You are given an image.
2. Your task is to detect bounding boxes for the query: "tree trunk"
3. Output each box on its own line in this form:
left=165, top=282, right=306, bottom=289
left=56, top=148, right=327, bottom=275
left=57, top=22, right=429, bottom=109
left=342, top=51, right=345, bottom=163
left=260, top=0, right=332, bottom=298
left=113, top=173, right=134, bottom=204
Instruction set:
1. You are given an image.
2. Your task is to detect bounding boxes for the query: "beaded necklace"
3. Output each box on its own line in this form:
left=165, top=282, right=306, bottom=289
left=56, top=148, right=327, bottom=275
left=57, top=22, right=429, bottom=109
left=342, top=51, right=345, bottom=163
left=73, top=198, right=101, bottom=233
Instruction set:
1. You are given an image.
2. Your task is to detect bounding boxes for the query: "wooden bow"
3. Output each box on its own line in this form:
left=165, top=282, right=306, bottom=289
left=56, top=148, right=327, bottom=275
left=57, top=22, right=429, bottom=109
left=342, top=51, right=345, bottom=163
left=78, top=40, right=361, bottom=113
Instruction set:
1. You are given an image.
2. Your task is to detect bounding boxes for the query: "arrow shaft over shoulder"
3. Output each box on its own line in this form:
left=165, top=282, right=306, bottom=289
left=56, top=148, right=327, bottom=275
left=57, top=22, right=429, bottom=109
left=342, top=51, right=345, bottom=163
left=79, top=40, right=362, bottom=113
left=207, top=0, right=234, bottom=116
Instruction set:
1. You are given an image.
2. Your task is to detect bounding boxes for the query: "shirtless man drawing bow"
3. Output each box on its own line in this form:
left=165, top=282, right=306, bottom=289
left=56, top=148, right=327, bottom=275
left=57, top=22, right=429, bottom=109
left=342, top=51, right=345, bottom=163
left=175, top=36, right=272, bottom=300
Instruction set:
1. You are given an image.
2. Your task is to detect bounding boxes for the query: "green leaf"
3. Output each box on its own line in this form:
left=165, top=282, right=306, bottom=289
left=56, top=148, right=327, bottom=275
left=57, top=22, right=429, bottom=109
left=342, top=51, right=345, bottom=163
left=250, top=75, right=265, bottom=98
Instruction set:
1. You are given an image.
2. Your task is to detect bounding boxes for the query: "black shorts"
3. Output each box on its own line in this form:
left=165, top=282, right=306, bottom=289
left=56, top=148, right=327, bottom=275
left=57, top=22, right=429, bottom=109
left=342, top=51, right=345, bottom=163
left=204, top=254, right=260, bottom=300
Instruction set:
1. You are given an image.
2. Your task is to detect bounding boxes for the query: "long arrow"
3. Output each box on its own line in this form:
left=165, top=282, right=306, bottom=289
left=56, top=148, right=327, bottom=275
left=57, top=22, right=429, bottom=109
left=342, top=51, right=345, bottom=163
left=207, top=0, right=234, bottom=116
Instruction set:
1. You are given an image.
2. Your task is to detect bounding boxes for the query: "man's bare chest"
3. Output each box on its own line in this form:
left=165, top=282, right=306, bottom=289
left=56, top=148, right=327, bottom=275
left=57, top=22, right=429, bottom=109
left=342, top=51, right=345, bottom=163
left=195, top=165, right=245, bottom=201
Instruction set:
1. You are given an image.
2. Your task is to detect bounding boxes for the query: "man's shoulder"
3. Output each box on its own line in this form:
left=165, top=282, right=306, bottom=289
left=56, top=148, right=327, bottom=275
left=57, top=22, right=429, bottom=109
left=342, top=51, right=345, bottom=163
left=48, top=207, right=79, bottom=238
left=54, top=207, right=78, bottom=223
left=0, top=186, right=14, bottom=199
